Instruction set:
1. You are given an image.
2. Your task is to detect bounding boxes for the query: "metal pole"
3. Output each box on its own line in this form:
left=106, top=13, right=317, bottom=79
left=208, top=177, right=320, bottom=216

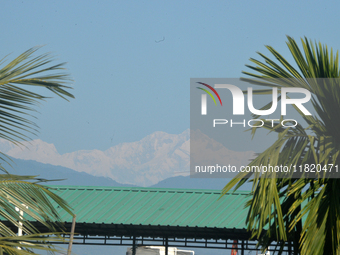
left=241, top=240, right=244, bottom=255
left=132, top=236, right=136, bottom=255
left=67, top=215, right=77, bottom=255
left=165, top=237, right=168, bottom=255
left=16, top=204, right=27, bottom=250
left=18, top=207, right=24, bottom=248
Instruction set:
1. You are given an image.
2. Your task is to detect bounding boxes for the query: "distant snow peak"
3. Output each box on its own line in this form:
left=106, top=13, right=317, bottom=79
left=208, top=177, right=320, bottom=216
left=0, top=139, right=60, bottom=162
left=0, top=129, right=253, bottom=187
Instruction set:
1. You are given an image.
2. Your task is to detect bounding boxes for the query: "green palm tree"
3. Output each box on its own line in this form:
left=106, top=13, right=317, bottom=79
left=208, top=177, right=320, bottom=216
left=223, top=36, right=340, bottom=254
left=0, top=47, right=74, bottom=254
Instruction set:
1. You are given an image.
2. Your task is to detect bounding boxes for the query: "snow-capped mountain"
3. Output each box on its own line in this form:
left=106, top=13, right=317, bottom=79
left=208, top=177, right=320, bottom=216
left=0, top=130, right=254, bottom=186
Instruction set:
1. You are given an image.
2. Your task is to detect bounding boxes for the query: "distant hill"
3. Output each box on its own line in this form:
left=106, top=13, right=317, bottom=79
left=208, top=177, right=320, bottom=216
left=0, top=157, right=257, bottom=194
left=2, top=157, right=132, bottom=187
left=0, top=157, right=252, bottom=190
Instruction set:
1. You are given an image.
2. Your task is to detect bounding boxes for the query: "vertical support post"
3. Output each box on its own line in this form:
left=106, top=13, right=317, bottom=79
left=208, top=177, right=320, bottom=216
left=18, top=209, right=23, bottom=237
left=241, top=240, right=244, bottom=255
left=165, top=237, right=168, bottom=255
left=132, top=236, right=136, bottom=255
left=0, top=247, right=3, bottom=255
left=67, top=215, right=77, bottom=255
left=16, top=204, right=27, bottom=250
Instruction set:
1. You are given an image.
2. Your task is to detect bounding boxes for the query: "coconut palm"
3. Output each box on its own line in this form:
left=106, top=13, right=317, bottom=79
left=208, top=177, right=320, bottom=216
left=222, top=36, right=340, bottom=254
left=0, top=47, right=74, bottom=254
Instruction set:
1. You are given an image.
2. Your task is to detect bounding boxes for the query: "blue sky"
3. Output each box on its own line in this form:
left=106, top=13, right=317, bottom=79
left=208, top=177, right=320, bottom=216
left=1, top=0, right=340, bottom=154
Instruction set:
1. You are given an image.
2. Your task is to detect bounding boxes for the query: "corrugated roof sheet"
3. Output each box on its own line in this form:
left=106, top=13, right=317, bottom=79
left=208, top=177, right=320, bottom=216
left=50, top=186, right=250, bottom=230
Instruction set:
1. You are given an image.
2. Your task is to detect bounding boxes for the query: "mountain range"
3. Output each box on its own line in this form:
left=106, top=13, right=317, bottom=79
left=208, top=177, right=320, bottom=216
left=0, top=130, right=255, bottom=187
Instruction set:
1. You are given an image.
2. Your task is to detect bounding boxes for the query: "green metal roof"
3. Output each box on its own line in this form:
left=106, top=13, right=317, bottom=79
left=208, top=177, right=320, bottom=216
left=50, top=186, right=250, bottom=230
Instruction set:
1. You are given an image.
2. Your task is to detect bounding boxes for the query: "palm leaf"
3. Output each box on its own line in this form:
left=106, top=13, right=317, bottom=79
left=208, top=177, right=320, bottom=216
left=0, top=175, right=74, bottom=254
left=0, top=47, right=75, bottom=254
left=0, top=47, right=73, bottom=172
left=223, top=36, right=340, bottom=254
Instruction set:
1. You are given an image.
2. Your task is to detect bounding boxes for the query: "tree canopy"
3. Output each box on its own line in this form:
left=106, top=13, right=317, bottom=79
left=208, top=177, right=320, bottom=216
left=0, top=47, right=74, bottom=254
left=223, top=36, right=340, bottom=254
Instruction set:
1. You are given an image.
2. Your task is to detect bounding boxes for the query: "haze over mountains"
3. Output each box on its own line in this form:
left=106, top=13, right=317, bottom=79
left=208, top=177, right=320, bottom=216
left=0, top=130, right=255, bottom=187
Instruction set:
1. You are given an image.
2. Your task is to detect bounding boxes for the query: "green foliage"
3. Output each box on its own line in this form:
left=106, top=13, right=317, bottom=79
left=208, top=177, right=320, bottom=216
left=0, top=47, right=74, bottom=254
left=0, top=46, right=73, bottom=171
left=222, top=36, right=340, bottom=254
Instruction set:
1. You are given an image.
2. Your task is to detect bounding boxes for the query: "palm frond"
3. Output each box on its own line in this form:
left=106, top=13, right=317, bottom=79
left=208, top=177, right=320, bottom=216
left=0, top=47, right=74, bottom=172
left=223, top=36, right=340, bottom=254
left=0, top=47, right=75, bottom=254
left=0, top=175, right=74, bottom=254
